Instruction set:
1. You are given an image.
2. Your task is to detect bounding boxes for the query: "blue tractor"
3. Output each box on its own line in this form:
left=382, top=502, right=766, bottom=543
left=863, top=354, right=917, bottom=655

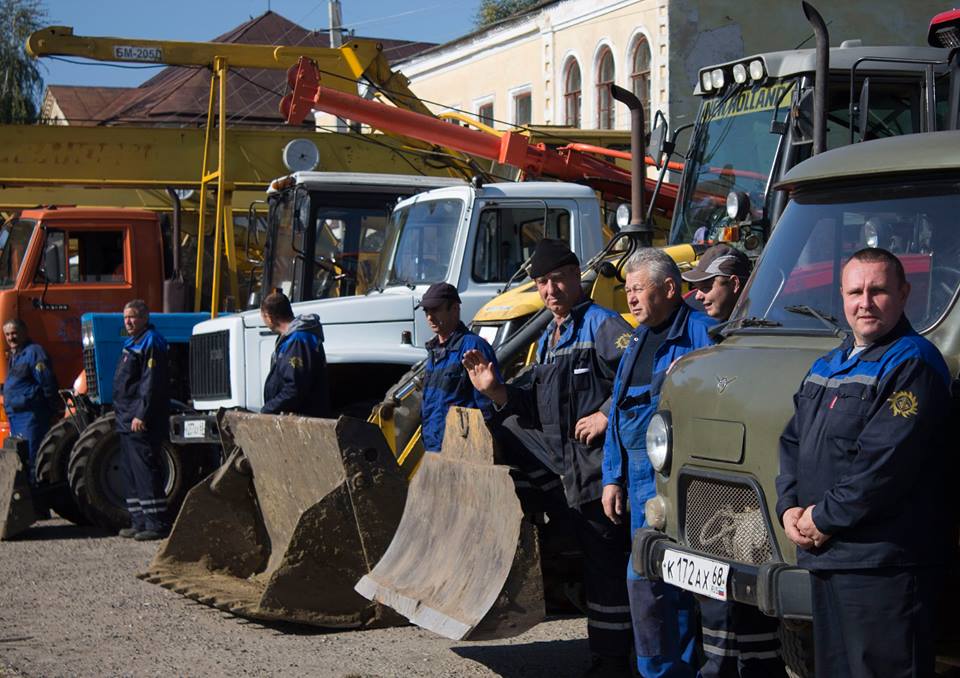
left=32, top=312, right=217, bottom=532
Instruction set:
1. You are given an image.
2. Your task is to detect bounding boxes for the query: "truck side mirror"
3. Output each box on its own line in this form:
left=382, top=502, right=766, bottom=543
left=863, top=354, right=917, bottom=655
left=647, top=112, right=669, bottom=169
left=42, top=236, right=63, bottom=284
left=792, top=90, right=815, bottom=145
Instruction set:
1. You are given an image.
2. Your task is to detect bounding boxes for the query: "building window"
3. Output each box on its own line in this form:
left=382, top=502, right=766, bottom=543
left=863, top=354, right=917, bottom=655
left=513, top=91, right=532, bottom=126
left=478, top=102, right=494, bottom=126
left=596, top=47, right=615, bottom=129
left=631, top=36, right=652, bottom=131
left=564, top=59, right=582, bottom=127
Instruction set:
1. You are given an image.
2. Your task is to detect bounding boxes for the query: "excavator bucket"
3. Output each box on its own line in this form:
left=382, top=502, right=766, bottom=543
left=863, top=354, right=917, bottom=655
left=355, top=406, right=545, bottom=640
left=139, top=411, right=407, bottom=628
left=0, top=437, right=41, bottom=540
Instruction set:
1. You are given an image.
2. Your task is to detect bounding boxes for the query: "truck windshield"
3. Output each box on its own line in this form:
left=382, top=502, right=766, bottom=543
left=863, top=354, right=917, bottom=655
left=670, top=81, right=794, bottom=245
left=735, top=180, right=960, bottom=334
left=0, top=219, right=35, bottom=290
left=374, top=198, right=463, bottom=290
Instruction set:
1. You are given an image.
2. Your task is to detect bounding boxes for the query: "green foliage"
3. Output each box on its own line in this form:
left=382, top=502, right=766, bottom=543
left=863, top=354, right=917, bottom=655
left=474, top=0, right=541, bottom=29
left=0, top=0, right=46, bottom=124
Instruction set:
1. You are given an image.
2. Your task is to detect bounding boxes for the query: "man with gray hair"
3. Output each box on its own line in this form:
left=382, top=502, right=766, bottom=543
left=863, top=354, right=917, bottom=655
left=601, top=247, right=716, bottom=677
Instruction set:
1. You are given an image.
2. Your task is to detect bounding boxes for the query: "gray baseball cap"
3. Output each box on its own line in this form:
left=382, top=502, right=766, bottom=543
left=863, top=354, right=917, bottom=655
left=682, top=244, right=752, bottom=283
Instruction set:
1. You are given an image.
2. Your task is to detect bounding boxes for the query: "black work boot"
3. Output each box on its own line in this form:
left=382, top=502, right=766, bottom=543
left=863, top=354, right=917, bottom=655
left=118, top=527, right=138, bottom=539
left=134, top=528, right=169, bottom=541
left=583, top=654, right=633, bottom=677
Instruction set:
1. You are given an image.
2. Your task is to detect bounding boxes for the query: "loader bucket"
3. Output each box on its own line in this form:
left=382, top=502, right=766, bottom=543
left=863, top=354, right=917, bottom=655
left=0, top=437, right=41, bottom=540
left=355, top=407, right=545, bottom=640
left=139, top=412, right=408, bottom=628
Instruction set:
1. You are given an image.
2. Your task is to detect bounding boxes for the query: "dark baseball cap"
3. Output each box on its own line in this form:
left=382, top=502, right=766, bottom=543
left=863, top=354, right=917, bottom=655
left=527, top=238, right=580, bottom=278
left=682, top=244, right=752, bottom=283
left=416, top=282, right=461, bottom=310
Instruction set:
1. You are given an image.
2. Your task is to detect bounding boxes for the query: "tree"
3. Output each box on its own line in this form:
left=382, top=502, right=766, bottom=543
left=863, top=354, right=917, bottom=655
left=0, top=0, right=46, bottom=124
left=474, top=0, right=541, bottom=29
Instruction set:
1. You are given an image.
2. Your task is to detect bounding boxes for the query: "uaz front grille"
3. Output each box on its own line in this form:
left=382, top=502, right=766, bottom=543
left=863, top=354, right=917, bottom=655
left=189, top=330, right=231, bottom=400
left=82, top=347, right=98, bottom=400
left=681, top=476, right=775, bottom=566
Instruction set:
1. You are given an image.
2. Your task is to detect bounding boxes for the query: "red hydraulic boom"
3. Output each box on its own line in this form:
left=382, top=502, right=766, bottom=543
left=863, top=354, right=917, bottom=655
left=281, top=57, right=677, bottom=216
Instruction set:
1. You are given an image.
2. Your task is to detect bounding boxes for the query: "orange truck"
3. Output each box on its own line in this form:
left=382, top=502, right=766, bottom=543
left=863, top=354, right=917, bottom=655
left=0, top=206, right=166, bottom=437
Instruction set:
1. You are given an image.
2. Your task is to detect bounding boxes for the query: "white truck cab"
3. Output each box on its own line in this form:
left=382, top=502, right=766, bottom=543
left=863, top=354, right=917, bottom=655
left=174, top=180, right=605, bottom=442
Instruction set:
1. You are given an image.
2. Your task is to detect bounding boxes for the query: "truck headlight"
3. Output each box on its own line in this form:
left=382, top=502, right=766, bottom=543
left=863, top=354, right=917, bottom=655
left=646, top=411, right=672, bottom=472
left=81, top=324, right=93, bottom=348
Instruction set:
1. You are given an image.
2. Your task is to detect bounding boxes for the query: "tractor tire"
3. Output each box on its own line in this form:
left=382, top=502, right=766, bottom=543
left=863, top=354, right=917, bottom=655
left=34, top=418, right=88, bottom=525
left=780, top=619, right=814, bottom=678
left=67, top=412, right=200, bottom=533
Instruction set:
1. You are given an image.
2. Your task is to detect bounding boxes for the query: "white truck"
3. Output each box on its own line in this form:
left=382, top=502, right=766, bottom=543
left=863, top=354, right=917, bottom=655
left=172, top=178, right=606, bottom=442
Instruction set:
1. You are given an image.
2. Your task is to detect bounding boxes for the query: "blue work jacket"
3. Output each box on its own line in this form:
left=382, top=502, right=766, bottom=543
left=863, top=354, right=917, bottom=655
left=262, top=314, right=329, bottom=417
left=421, top=322, right=498, bottom=452
left=113, top=324, right=169, bottom=434
left=502, top=298, right=633, bottom=507
left=3, top=341, right=57, bottom=415
left=601, top=302, right=715, bottom=535
left=776, top=316, right=952, bottom=570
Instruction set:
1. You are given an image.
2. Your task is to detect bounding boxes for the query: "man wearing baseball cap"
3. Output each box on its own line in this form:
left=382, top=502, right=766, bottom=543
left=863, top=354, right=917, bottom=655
left=418, top=282, right=500, bottom=453
left=682, top=244, right=752, bottom=320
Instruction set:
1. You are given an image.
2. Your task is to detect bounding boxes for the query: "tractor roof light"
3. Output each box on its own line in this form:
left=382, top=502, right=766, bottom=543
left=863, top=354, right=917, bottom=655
left=929, top=9, right=960, bottom=48
left=711, top=68, right=725, bottom=90
left=732, top=63, right=748, bottom=84
left=700, top=71, right=713, bottom=92
left=749, top=59, right=765, bottom=81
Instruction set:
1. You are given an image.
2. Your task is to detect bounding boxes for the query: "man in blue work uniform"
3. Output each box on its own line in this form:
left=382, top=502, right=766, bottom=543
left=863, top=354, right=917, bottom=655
left=463, top=238, right=635, bottom=677
left=418, top=282, right=498, bottom=453
left=260, top=290, right=329, bottom=417
left=113, top=299, right=170, bottom=541
left=683, top=245, right=786, bottom=678
left=776, top=248, right=951, bottom=677
left=601, top=248, right=714, bottom=678
left=2, top=318, right=58, bottom=485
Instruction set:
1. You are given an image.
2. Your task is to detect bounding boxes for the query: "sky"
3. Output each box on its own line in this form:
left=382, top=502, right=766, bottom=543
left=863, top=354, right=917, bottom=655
left=41, top=1, right=482, bottom=88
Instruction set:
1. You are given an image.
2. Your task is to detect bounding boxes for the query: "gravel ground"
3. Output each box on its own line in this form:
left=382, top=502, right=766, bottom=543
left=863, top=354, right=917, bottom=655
left=0, top=518, right=590, bottom=678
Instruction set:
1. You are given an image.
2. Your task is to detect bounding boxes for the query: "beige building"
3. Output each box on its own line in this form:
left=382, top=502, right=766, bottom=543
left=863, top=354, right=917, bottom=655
left=373, top=0, right=946, bottom=133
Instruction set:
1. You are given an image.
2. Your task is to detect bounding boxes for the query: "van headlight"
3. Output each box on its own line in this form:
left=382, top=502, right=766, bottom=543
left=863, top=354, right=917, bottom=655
left=81, top=324, right=94, bottom=348
left=646, top=411, right=672, bottom=472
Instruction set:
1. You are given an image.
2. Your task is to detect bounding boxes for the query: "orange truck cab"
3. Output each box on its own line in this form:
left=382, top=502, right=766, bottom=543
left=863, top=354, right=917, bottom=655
left=0, top=207, right=165, bottom=437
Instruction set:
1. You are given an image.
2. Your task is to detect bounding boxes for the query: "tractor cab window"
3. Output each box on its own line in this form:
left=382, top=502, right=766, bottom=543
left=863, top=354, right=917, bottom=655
left=0, top=219, right=35, bottom=290
left=736, top=180, right=960, bottom=334
left=472, top=206, right=571, bottom=283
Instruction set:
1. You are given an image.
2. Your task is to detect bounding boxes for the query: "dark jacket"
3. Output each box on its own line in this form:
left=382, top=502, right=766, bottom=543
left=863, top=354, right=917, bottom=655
left=262, top=314, right=329, bottom=417
left=602, top=303, right=715, bottom=535
left=421, top=322, right=499, bottom=452
left=776, top=317, right=952, bottom=570
left=113, top=324, right=169, bottom=434
left=3, top=340, right=57, bottom=415
left=500, top=298, right=633, bottom=507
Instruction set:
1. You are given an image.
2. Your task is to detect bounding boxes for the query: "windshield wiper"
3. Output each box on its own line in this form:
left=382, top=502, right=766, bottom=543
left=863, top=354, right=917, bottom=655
left=388, top=278, right=417, bottom=290
left=784, top=304, right=847, bottom=338
left=710, top=315, right=782, bottom=339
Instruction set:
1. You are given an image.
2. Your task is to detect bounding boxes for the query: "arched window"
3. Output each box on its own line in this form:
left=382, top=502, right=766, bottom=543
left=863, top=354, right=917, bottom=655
left=596, top=47, right=615, bottom=129
left=631, top=36, right=652, bottom=130
left=563, top=59, right=582, bottom=127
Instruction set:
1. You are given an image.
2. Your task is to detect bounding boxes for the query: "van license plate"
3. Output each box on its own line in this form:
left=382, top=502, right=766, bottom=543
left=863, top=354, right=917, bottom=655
left=183, top=419, right=206, bottom=439
left=660, top=549, right=729, bottom=601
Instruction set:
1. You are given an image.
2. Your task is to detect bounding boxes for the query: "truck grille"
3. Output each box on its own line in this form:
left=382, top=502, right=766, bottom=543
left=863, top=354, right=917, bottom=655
left=189, top=330, right=231, bottom=400
left=681, top=476, right=775, bottom=566
left=82, top=347, right=98, bottom=400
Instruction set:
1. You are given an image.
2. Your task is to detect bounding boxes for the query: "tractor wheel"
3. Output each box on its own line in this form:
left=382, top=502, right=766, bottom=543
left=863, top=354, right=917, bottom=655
left=67, top=412, right=200, bottom=532
left=34, top=418, right=88, bottom=525
left=780, top=619, right=814, bottom=678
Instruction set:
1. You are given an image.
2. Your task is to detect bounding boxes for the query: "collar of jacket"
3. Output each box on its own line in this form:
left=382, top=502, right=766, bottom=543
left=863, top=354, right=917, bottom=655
left=425, top=321, right=469, bottom=352
left=547, top=297, right=592, bottom=341
left=839, top=315, right=913, bottom=362
left=124, top=323, right=154, bottom=348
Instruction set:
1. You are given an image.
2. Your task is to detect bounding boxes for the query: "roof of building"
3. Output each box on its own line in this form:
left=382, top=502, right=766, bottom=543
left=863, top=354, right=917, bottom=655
left=43, top=11, right=435, bottom=128
left=41, top=85, right=136, bottom=126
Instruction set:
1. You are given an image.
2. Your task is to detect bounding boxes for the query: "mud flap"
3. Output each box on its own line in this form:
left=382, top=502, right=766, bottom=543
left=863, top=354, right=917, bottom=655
left=139, top=412, right=408, bottom=628
left=0, top=437, right=41, bottom=540
left=355, top=406, right=545, bottom=640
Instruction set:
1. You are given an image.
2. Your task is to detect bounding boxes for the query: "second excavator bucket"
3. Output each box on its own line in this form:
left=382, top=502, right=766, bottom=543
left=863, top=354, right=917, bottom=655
left=139, top=411, right=407, bottom=628
left=0, top=437, right=41, bottom=540
left=355, top=406, right=545, bottom=640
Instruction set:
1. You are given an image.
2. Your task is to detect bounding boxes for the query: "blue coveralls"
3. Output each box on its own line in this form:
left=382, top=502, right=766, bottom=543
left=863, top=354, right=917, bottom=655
left=3, top=341, right=57, bottom=485
left=113, top=324, right=170, bottom=533
left=602, top=302, right=714, bottom=677
left=776, top=316, right=951, bottom=678
left=421, top=322, right=498, bottom=452
left=493, top=299, right=636, bottom=662
left=262, top=314, right=329, bottom=417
